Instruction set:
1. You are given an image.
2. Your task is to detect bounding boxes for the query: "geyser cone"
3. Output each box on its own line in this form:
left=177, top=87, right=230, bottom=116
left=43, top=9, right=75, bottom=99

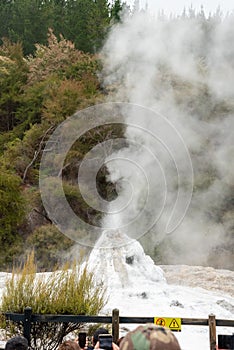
left=88, top=230, right=165, bottom=289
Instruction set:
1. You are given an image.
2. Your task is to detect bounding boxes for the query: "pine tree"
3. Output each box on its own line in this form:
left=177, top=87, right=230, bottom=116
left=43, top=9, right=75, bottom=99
left=111, top=0, right=123, bottom=22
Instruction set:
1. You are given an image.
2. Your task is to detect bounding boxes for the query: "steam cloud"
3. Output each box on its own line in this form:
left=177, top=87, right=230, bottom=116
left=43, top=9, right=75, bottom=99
left=100, top=11, right=234, bottom=268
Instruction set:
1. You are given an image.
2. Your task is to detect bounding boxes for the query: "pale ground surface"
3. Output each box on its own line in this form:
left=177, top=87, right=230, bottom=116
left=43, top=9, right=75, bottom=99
left=88, top=231, right=234, bottom=350
left=0, top=231, right=233, bottom=349
left=160, top=265, right=234, bottom=297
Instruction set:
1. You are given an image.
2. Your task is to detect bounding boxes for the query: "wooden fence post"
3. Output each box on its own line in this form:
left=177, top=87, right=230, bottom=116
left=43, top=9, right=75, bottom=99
left=209, top=314, right=216, bottom=350
left=112, top=309, right=119, bottom=344
left=23, top=306, right=32, bottom=346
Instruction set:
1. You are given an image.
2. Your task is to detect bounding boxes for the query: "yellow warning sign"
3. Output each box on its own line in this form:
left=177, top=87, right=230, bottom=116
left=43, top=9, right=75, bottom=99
left=154, top=317, right=181, bottom=332
left=155, top=318, right=166, bottom=327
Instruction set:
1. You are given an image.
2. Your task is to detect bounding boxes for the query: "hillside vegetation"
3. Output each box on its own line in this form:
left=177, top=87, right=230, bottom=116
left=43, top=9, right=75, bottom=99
left=0, top=3, right=233, bottom=270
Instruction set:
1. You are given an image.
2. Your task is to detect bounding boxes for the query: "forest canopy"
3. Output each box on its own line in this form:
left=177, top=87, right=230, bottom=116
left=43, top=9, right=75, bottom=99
left=0, top=0, right=127, bottom=55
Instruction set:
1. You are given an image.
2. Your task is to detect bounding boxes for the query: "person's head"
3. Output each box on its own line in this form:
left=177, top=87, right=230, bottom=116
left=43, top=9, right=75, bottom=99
left=5, top=336, right=28, bottom=350
left=58, top=340, right=81, bottom=350
left=119, top=324, right=181, bottom=350
left=93, top=328, right=109, bottom=346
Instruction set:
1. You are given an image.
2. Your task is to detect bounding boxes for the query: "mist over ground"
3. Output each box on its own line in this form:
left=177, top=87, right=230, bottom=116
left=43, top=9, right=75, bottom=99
left=100, top=10, right=234, bottom=269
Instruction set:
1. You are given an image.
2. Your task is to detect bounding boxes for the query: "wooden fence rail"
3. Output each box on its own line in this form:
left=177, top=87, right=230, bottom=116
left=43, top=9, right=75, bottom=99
left=4, top=307, right=234, bottom=350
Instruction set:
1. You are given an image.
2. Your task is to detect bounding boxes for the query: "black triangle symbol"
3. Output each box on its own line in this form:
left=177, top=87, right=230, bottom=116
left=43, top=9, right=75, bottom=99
left=169, top=319, right=180, bottom=329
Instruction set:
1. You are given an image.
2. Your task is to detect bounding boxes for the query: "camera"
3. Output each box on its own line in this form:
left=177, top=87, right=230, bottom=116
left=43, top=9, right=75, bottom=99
left=99, top=334, right=113, bottom=350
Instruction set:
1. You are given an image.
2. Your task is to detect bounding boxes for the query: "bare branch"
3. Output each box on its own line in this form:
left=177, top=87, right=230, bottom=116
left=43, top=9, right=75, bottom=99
left=22, top=126, right=54, bottom=183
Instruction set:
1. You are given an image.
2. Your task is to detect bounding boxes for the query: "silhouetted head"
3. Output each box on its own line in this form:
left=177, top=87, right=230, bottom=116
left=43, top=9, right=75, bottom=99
left=93, top=328, right=109, bottom=346
left=5, top=336, right=28, bottom=350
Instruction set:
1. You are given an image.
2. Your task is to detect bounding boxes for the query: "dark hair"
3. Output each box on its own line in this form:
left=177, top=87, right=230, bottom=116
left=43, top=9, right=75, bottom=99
left=5, top=336, right=28, bottom=350
left=93, top=328, right=109, bottom=346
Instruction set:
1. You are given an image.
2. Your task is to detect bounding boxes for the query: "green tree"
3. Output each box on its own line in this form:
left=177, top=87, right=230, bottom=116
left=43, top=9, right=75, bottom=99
left=25, top=225, right=74, bottom=270
left=0, top=0, right=66, bottom=55
left=0, top=1, right=13, bottom=44
left=91, top=0, right=110, bottom=51
left=0, top=40, right=28, bottom=133
left=0, top=170, right=25, bottom=266
left=64, top=0, right=94, bottom=52
left=5, top=0, right=49, bottom=55
left=64, top=0, right=110, bottom=53
left=0, top=0, right=116, bottom=55
left=110, top=0, right=124, bottom=22
left=47, top=0, right=67, bottom=39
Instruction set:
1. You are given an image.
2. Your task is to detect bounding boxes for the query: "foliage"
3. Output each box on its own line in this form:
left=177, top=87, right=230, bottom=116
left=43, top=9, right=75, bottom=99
left=0, top=9, right=233, bottom=270
left=0, top=170, right=26, bottom=268
left=26, top=29, right=96, bottom=85
left=0, top=40, right=28, bottom=133
left=0, top=0, right=121, bottom=272
left=110, top=0, right=124, bottom=23
left=0, top=0, right=122, bottom=55
left=1, top=252, right=107, bottom=350
left=0, top=0, right=51, bottom=55
left=62, top=0, right=110, bottom=53
left=25, top=225, right=74, bottom=271
left=15, top=29, right=102, bottom=127
left=0, top=124, right=52, bottom=183
left=0, top=27, right=115, bottom=269
left=42, top=78, right=98, bottom=124
left=0, top=170, right=25, bottom=240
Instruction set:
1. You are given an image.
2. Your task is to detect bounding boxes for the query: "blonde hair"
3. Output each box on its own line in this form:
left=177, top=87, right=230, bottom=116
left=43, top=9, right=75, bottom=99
left=58, top=340, right=81, bottom=350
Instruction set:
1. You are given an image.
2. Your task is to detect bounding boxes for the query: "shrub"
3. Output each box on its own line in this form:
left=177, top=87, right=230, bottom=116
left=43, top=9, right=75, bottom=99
left=26, top=225, right=74, bottom=271
left=0, top=170, right=25, bottom=252
left=1, top=252, right=107, bottom=350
